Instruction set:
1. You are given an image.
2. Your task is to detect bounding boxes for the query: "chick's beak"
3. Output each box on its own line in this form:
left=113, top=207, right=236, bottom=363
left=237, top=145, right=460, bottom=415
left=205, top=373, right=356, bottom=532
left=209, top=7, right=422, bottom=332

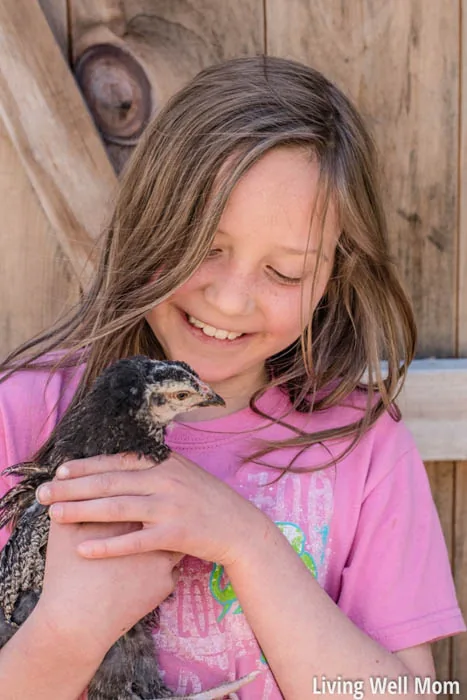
left=197, top=385, right=226, bottom=407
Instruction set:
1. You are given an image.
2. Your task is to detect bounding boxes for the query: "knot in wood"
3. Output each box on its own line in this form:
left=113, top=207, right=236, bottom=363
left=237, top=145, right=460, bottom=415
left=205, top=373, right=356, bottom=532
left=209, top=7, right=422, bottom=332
left=74, top=43, right=152, bottom=145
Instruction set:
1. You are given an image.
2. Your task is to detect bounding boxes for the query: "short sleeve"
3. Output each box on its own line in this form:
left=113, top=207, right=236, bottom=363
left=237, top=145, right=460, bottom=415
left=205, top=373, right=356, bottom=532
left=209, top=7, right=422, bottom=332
left=0, top=363, right=84, bottom=553
left=337, top=445, right=466, bottom=651
left=0, top=479, right=11, bottom=551
left=0, top=408, right=14, bottom=551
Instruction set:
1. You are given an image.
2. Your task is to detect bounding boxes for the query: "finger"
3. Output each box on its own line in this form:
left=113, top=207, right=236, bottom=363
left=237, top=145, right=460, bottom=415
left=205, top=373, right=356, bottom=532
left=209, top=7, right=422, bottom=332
left=48, top=495, right=159, bottom=524
left=36, top=469, right=155, bottom=505
left=56, top=452, right=156, bottom=480
left=76, top=528, right=171, bottom=558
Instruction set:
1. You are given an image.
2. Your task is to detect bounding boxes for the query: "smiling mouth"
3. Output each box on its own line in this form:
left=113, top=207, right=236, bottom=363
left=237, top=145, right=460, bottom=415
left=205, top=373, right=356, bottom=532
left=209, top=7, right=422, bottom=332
left=180, top=309, right=251, bottom=343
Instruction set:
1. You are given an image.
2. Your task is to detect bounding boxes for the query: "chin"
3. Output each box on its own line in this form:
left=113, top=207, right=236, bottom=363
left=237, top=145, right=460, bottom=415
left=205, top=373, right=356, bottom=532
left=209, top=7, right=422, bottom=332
left=189, top=366, right=235, bottom=386
left=185, top=360, right=249, bottom=387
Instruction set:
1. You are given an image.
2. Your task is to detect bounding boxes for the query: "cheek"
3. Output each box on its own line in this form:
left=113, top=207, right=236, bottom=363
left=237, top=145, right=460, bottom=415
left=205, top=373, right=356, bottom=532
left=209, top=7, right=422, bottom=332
left=302, top=267, right=333, bottom=321
left=266, top=293, right=305, bottom=338
left=169, top=270, right=203, bottom=299
left=145, top=300, right=173, bottom=344
left=285, top=277, right=328, bottom=334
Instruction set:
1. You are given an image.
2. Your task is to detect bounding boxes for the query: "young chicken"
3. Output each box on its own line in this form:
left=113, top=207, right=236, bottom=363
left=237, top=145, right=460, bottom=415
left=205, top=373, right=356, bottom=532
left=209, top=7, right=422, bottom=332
left=0, top=356, right=258, bottom=699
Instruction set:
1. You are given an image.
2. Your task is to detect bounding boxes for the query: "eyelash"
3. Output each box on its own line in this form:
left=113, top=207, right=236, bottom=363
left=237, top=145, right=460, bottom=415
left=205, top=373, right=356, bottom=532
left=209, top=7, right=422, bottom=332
left=205, top=250, right=304, bottom=286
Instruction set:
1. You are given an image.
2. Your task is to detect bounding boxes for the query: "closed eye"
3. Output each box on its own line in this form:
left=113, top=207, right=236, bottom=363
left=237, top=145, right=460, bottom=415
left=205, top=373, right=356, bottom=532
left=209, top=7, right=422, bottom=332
left=206, top=249, right=304, bottom=286
left=268, top=268, right=304, bottom=285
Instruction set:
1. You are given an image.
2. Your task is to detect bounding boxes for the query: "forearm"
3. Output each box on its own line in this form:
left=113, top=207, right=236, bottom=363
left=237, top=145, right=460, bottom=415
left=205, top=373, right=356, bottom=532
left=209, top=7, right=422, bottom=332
left=0, top=606, right=104, bottom=700
left=226, top=515, right=420, bottom=700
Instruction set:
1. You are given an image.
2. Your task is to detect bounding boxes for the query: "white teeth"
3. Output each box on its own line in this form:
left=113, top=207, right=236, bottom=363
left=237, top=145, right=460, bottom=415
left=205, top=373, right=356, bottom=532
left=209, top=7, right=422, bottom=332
left=187, top=315, right=243, bottom=340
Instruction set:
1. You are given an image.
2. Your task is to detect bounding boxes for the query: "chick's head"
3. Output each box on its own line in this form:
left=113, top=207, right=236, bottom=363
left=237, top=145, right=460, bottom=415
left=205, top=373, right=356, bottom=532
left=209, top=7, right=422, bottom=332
left=97, top=356, right=225, bottom=427
left=142, top=359, right=225, bottom=425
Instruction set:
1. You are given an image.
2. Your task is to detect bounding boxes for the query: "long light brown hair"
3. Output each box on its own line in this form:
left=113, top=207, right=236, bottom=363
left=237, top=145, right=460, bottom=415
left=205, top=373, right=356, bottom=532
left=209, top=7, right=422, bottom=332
left=0, top=56, right=416, bottom=474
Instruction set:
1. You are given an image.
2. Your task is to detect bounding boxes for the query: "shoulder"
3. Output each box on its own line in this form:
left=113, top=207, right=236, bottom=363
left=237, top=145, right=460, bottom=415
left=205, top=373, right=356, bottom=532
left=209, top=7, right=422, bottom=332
left=283, top=384, right=418, bottom=455
left=0, top=353, right=85, bottom=469
left=0, top=353, right=84, bottom=420
left=285, top=385, right=421, bottom=485
left=341, top=388, right=419, bottom=470
left=253, top=384, right=419, bottom=486
left=310, top=388, right=427, bottom=511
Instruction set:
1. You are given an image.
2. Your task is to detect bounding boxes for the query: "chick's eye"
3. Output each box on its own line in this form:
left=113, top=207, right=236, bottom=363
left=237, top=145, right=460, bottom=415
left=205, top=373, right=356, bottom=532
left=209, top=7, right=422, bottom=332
left=175, top=391, right=191, bottom=400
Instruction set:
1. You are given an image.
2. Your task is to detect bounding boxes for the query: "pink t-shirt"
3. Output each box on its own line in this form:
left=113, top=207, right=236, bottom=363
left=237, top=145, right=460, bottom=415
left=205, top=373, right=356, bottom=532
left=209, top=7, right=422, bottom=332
left=0, top=363, right=465, bottom=699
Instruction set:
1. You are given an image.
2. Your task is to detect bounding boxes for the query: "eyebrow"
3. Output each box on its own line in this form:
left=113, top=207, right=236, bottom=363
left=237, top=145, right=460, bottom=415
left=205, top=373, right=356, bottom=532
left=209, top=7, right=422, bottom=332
left=277, top=245, right=315, bottom=256
left=275, top=244, right=329, bottom=263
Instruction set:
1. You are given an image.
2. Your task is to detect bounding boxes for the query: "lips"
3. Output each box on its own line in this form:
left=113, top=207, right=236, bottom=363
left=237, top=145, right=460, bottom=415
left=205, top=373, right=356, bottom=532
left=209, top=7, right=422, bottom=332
left=179, top=308, right=252, bottom=345
left=187, top=314, right=244, bottom=339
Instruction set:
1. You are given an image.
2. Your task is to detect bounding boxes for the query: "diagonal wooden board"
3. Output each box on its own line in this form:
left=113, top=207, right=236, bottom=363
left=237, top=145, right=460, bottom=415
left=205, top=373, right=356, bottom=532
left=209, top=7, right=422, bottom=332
left=0, top=0, right=117, bottom=287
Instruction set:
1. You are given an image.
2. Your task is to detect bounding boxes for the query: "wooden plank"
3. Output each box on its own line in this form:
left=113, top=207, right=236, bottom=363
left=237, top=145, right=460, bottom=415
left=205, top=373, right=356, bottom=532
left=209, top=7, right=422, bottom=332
left=0, top=0, right=117, bottom=285
left=266, top=0, right=459, bottom=358
left=0, top=123, right=80, bottom=359
left=0, top=0, right=80, bottom=360
left=398, top=360, right=467, bottom=461
left=460, top=0, right=467, bottom=357
left=454, top=1, right=467, bottom=687
left=426, top=462, right=455, bottom=687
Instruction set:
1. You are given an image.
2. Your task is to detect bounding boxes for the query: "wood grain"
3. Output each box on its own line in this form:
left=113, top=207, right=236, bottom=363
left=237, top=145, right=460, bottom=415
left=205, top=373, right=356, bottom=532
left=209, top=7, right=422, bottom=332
left=455, top=0, right=467, bottom=689
left=0, top=2, right=80, bottom=360
left=266, top=0, right=459, bottom=358
left=70, top=0, right=265, bottom=170
left=0, top=127, right=80, bottom=359
left=397, top=360, right=467, bottom=461
left=460, top=0, right=467, bottom=357
left=38, top=0, right=69, bottom=57
left=0, top=0, right=117, bottom=285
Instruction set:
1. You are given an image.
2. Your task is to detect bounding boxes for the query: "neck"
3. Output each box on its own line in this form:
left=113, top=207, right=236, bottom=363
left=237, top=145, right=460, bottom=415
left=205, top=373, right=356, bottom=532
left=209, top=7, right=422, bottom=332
left=176, top=366, right=269, bottom=422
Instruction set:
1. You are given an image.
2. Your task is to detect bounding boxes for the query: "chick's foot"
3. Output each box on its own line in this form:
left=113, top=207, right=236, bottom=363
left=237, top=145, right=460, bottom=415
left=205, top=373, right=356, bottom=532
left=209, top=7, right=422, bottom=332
left=153, top=670, right=261, bottom=700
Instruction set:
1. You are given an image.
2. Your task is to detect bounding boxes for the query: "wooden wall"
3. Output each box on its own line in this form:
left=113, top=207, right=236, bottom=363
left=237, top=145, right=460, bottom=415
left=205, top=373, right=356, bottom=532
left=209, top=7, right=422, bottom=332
left=0, top=1, right=465, bottom=693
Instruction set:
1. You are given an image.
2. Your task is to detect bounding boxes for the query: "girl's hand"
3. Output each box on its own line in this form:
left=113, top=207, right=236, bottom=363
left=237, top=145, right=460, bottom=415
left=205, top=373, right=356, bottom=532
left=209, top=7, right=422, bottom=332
left=34, top=517, right=183, bottom=659
left=36, top=452, right=266, bottom=567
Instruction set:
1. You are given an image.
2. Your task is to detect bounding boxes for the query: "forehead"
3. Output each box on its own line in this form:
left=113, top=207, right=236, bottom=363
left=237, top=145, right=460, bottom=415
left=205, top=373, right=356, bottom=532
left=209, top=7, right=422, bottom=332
left=217, top=147, right=339, bottom=254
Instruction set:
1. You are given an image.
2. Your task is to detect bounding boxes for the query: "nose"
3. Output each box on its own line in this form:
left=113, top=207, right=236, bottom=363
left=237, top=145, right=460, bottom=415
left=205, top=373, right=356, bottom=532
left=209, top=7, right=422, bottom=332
left=204, top=266, right=256, bottom=317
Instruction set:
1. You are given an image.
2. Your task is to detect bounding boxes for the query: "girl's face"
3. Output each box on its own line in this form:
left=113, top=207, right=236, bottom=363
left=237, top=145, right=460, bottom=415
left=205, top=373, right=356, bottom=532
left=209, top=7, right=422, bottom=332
left=146, top=147, right=339, bottom=415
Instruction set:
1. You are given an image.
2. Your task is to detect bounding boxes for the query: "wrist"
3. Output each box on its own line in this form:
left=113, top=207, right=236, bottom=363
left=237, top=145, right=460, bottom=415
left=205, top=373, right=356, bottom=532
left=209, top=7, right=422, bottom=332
left=30, top=600, right=109, bottom=666
left=0, top=604, right=104, bottom=700
left=223, top=503, right=279, bottom=570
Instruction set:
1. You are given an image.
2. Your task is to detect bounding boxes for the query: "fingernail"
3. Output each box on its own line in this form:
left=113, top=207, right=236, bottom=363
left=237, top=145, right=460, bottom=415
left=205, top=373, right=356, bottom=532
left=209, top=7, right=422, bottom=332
left=56, top=465, right=69, bottom=479
left=36, top=485, right=51, bottom=504
left=49, top=504, right=63, bottom=519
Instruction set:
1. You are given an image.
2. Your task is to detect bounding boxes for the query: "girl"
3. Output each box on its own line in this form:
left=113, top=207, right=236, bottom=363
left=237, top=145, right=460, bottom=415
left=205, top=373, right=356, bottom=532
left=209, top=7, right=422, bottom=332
left=0, top=56, right=465, bottom=700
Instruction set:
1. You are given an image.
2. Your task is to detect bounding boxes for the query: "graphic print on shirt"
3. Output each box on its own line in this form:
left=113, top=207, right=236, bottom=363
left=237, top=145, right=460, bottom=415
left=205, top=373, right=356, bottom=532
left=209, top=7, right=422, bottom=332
left=151, top=466, right=334, bottom=698
left=209, top=522, right=318, bottom=623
